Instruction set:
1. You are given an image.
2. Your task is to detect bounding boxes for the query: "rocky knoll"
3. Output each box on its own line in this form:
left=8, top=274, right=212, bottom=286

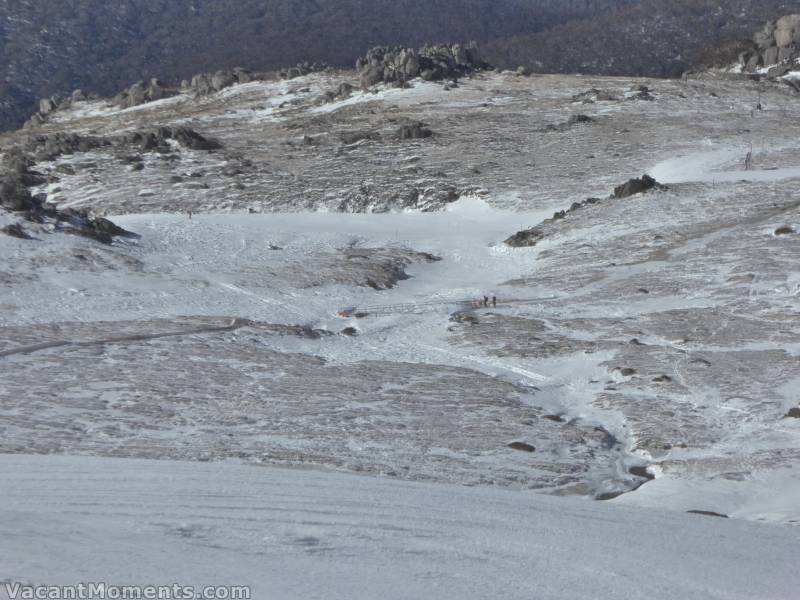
left=738, top=14, right=800, bottom=77
left=505, top=175, right=664, bottom=248
left=356, top=43, right=488, bottom=89
left=0, top=124, right=222, bottom=242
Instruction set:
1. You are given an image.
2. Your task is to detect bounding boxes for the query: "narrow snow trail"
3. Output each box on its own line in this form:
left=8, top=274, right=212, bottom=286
left=1, top=454, right=797, bottom=600
left=0, top=318, right=243, bottom=358
left=649, top=147, right=800, bottom=184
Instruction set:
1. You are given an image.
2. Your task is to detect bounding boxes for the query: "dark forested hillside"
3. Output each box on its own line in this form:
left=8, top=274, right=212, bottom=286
left=0, top=0, right=633, bottom=131
left=483, top=0, right=800, bottom=77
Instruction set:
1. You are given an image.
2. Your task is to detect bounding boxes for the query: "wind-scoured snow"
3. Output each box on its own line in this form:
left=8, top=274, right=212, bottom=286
left=0, top=454, right=797, bottom=600
left=1, top=68, right=799, bottom=594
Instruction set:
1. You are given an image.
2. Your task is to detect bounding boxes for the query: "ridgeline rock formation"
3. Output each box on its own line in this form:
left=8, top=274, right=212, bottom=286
left=738, top=14, right=800, bottom=77
left=356, top=44, right=489, bottom=89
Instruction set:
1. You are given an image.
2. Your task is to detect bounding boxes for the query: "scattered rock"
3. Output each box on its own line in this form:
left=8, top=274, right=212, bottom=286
left=60, top=209, right=139, bottom=244
left=25, top=133, right=113, bottom=162
left=542, top=414, right=566, bottom=423
left=322, top=82, right=355, bottom=104
left=687, top=510, right=729, bottom=518
left=783, top=407, right=800, bottom=419
left=775, top=225, right=795, bottom=235
left=572, top=88, right=619, bottom=103
left=450, top=313, right=480, bottom=325
left=190, top=68, right=260, bottom=95
left=628, top=465, right=655, bottom=480
left=568, top=114, right=594, bottom=124
left=653, top=374, right=673, bottom=383
left=396, top=121, right=433, bottom=140
left=340, top=327, right=359, bottom=337
left=1, top=223, right=32, bottom=239
left=508, top=441, right=536, bottom=453
left=340, top=130, right=381, bottom=145
left=627, top=84, right=654, bottom=101
left=279, top=62, right=327, bottom=80
left=595, top=490, right=626, bottom=501
left=125, top=127, right=222, bottom=152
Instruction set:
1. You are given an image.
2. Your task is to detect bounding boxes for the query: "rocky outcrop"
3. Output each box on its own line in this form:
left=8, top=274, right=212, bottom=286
left=738, top=14, right=800, bottom=75
left=612, top=174, right=663, bottom=199
left=191, top=68, right=257, bottom=95
left=356, top=43, right=489, bottom=89
left=1, top=223, right=32, bottom=239
left=279, top=62, right=328, bottom=80
left=0, top=145, right=136, bottom=244
left=59, top=209, right=139, bottom=244
left=505, top=175, right=664, bottom=248
left=0, top=179, right=37, bottom=212
left=125, top=127, right=223, bottom=152
left=396, top=121, right=434, bottom=140
left=23, top=133, right=113, bottom=162
left=23, top=91, right=97, bottom=129
left=114, top=79, right=172, bottom=109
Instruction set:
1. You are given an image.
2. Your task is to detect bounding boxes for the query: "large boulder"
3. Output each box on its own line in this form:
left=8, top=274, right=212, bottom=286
left=38, top=97, right=59, bottom=115
left=745, top=53, right=763, bottom=72
left=234, top=68, right=252, bottom=84
left=191, top=73, right=213, bottom=95
left=775, top=14, right=800, bottom=47
left=1, top=223, right=32, bottom=239
left=778, top=45, right=797, bottom=62
left=126, top=81, right=148, bottom=107
left=763, top=46, right=779, bottom=66
left=0, top=179, right=36, bottom=212
left=360, top=65, right=384, bottom=88
left=397, top=122, right=433, bottom=140
left=612, top=175, right=662, bottom=199
left=754, top=21, right=777, bottom=49
left=211, top=71, right=237, bottom=92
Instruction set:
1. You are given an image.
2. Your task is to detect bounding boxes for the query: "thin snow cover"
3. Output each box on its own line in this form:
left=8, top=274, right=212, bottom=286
left=117, top=93, right=189, bottom=115
left=311, top=80, right=444, bottom=114
left=1, top=454, right=797, bottom=600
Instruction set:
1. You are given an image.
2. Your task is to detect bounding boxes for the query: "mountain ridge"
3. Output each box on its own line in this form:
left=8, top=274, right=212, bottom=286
left=0, top=0, right=633, bottom=131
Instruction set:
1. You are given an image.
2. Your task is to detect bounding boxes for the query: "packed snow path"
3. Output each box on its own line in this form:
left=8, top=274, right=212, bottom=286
left=340, top=295, right=558, bottom=317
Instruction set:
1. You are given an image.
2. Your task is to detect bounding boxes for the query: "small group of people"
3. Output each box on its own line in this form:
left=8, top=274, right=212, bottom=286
left=481, top=295, right=497, bottom=308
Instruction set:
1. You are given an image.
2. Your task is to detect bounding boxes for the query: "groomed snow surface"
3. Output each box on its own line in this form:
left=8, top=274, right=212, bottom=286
left=1, top=454, right=798, bottom=600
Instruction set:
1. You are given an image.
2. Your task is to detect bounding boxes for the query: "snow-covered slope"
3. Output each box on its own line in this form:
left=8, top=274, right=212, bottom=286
left=1, top=454, right=798, bottom=600
left=1, top=68, right=800, bottom=594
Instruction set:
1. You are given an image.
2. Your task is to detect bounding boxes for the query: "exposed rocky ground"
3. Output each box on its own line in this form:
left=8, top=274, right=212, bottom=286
left=1, top=47, right=800, bottom=515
